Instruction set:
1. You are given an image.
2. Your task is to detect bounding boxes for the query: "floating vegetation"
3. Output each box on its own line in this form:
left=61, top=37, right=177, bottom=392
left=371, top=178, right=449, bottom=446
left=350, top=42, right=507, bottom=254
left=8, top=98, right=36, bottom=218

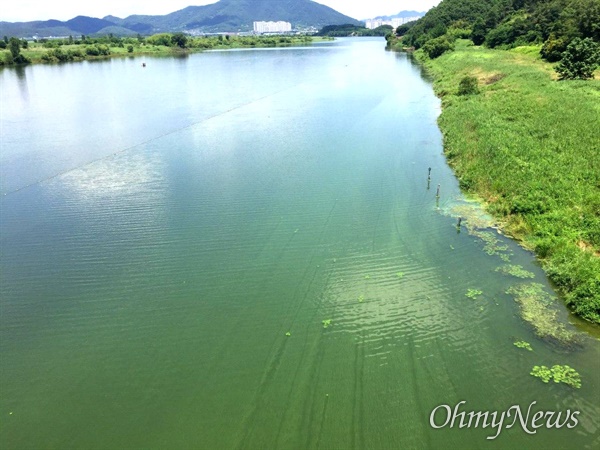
left=443, top=201, right=512, bottom=261
left=294, top=229, right=299, bottom=233
left=364, top=275, right=371, bottom=280
left=285, top=332, right=291, bottom=337
left=448, top=200, right=495, bottom=231
left=396, top=272, right=405, bottom=278
left=472, top=230, right=511, bottom=258
left=322, top=319, right=332, bottom=329
left=507, top=283, right=578, bottom=345
left=496, top=264, right=535, bottom=279
left=514, top=340, right=533, bottom=351
left=466, top=288, right=483, bottom=299
left=358, top=295, right=364, bottom=303
left=530, top=365, right=581, bottom=388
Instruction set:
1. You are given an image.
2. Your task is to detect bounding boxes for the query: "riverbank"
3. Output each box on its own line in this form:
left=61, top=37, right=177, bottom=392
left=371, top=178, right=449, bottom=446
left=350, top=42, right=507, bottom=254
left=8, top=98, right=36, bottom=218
left=402, top=39, right=599, bottom=323
left=0, top=34, right=332, bottom=65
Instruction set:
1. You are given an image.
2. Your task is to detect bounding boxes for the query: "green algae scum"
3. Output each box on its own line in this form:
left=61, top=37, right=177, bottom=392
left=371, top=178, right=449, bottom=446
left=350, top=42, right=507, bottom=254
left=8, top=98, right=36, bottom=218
left=1, top=38, right=599, bottom=449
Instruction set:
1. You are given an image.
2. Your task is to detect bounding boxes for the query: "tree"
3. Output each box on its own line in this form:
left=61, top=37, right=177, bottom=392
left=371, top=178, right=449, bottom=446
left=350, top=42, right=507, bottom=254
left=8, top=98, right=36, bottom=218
left=7, top=37, right=30, bottom=64
left=9, top=37, right=20, bottom=59
left=556, top=37, right=600, bottom=80
left=171, top=32, right=188, bottom=48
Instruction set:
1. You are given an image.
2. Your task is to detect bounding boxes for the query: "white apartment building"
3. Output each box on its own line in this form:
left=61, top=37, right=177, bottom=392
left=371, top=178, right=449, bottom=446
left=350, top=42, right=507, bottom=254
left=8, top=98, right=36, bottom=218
left=253, top=21, right=292, bottom=33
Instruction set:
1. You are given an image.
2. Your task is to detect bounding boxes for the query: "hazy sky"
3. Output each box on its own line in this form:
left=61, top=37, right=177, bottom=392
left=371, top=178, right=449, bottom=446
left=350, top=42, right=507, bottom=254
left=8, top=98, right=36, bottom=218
left=1, top=1, right=441, bottom=23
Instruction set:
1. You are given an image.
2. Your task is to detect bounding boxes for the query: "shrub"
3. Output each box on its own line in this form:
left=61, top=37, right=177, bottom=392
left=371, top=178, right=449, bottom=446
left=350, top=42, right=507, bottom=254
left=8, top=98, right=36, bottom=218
left=458, top=76, right=479, bottom=95
left=541, top=34, right=568, bottom=62
left=422, top=35, right=455, bottom=59
left=556, top=37, right=600, bottom=80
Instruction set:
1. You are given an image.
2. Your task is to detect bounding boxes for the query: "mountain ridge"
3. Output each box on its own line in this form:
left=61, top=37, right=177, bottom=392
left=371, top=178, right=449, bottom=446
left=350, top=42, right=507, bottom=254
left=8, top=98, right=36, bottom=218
left=0, top=0, right=362, bottom=38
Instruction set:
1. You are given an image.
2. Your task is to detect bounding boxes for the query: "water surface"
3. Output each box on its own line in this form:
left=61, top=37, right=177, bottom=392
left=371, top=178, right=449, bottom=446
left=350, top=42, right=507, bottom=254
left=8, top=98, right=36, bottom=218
left=1, top=38, right=598, bottom=449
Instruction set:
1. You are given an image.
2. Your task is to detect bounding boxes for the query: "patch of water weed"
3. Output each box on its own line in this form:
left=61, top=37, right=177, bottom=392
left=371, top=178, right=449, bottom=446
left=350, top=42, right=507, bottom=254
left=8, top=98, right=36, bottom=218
left=472, top=230, right=512, bottom=259
left=448, top=200, right=495, bottom=230
left=496, top=264, right=535, bottom=279
left=285, top=331, right=291, bottom=337
left=466, top=288, right=483, bottom=299
left=530, top=365, right=581, bottom=388
left=507, top=283, right=578, bottom=345
left=322, top=319, right=332, bottom=329
left=358, top=295, right=364, bottom=303
left=514, top=340, right=533, bottom=351
left=396, top=272, right=405, bottom=279
left=444, top=200, right=512, bottom=260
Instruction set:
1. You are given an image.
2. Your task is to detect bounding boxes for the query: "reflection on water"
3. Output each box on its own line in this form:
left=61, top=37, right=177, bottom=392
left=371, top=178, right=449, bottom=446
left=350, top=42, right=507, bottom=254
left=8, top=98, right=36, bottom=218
left=0, top=38, right=598, bottom=449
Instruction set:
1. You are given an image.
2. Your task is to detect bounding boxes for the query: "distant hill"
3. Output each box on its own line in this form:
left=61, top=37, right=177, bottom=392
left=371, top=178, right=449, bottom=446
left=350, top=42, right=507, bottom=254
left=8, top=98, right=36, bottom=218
left=370, top=10, right=424, bottom=21
left=0, top=0, right=361, bottom=38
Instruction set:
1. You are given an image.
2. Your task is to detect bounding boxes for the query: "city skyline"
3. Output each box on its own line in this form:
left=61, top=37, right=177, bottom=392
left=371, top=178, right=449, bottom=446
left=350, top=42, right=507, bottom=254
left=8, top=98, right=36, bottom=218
left=1, top=1, right=441, bottom=23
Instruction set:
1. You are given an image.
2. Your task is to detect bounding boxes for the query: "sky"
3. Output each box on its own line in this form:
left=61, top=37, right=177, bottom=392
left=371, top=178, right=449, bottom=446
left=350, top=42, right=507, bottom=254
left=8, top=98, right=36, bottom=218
left=1, top=1, right=441, bottom=23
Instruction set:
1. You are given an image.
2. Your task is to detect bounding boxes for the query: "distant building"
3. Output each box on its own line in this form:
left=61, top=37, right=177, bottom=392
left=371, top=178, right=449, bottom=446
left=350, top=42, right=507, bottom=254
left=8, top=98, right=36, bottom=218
left=365, top=17, right=422, bottom=30
left=253, top=21, right=292, bottom=33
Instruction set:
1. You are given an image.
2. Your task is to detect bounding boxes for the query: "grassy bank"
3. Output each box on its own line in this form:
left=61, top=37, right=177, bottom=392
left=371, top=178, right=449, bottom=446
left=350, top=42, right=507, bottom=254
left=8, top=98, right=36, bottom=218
left=408, top=40, right=600, bottom=323
left=1, top=34, right=327, bottom=65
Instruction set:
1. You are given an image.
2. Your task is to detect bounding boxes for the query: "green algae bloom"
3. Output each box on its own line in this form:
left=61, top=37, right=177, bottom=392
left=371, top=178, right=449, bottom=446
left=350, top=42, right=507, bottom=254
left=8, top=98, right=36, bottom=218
left=530, top=365, right=581, bottom=388
left=513, top=340, right=533, bottom=351
left=466, top=288, right=483, bottom=299
left=496, top=264, right=535, bottom=279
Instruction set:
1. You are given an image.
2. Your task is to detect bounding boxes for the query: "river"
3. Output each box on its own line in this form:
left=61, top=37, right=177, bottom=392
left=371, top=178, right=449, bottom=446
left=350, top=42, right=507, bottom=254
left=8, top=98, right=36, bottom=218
left=1, top=37, right=598, bottom=449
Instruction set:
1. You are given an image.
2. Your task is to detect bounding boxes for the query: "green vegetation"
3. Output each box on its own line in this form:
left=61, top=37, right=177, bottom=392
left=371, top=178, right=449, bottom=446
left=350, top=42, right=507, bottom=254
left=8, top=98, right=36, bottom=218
left=457, top=75, right=479, bottom=95
left=404, top=38, right=599, bottom=324
left=507, top=284, right=578, bottom=344
left=530, top=364, right=582, bottom=388
left=466, top=288, right=483, bottom=299
left=285, top=331, right=291, bottom=337
left=322, top=319, right=332, bottom=329
left=556, top=37, right=600, bottom=79
left=0, top=33, right=317, bottom=66
left=387, top=0, right=600, bottom=78
left=514, top=340, right=533, bottom=351
left=496, top=264, right=535, bottom=279
left=318, top=24, right=393, bottom=37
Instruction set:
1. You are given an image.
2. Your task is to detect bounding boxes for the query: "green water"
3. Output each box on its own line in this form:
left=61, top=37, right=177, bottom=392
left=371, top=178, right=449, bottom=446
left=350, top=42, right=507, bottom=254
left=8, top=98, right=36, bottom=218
left=1, top=38, right=598, bottom=449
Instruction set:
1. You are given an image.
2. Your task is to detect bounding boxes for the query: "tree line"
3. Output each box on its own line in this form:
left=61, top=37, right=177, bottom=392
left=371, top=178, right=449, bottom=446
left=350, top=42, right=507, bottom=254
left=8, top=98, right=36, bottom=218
left=0, top=33, right=315, bottom=65
left=390, top=0, right=600, bottom=79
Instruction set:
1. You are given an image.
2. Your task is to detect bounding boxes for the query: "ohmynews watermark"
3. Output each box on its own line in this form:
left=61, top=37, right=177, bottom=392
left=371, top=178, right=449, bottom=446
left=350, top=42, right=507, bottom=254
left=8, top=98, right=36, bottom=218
left=430, top=401, right=580, bottom=440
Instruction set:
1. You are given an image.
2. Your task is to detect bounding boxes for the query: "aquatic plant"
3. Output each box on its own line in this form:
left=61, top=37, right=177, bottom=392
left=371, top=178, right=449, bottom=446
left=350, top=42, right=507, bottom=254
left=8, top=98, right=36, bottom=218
left=285, top=332, right=291, bottom=337
left=364, top=275, right=371, bottom=280
left=507, top=283, right=578, bottom=345
left=396, top=272, right=405, bottom=278
left=530, top=365, right=581, bottom=388
left=322, top=319, right=332, bottom=329
left=358, top=295, right=364, bottom=303
left=466, top=288, right=483, bottom=299
left=496, top=264, right=535, bottom=279
left=513, top=340, right=533, bottom=351
left=472, top=230, right=510, bottom=258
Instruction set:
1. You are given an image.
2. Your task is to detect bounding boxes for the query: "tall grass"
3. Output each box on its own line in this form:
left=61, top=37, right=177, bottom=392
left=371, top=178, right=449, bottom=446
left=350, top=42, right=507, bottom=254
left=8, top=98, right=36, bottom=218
left=416, top=40, right=600, bottom=323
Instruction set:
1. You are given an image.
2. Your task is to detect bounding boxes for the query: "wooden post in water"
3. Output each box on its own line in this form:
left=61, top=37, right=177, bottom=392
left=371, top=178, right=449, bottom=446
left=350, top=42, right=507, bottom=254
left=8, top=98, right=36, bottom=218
left=456, top=217, right=462, bottom=232
left=436, top=184, right=440, bottom=198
